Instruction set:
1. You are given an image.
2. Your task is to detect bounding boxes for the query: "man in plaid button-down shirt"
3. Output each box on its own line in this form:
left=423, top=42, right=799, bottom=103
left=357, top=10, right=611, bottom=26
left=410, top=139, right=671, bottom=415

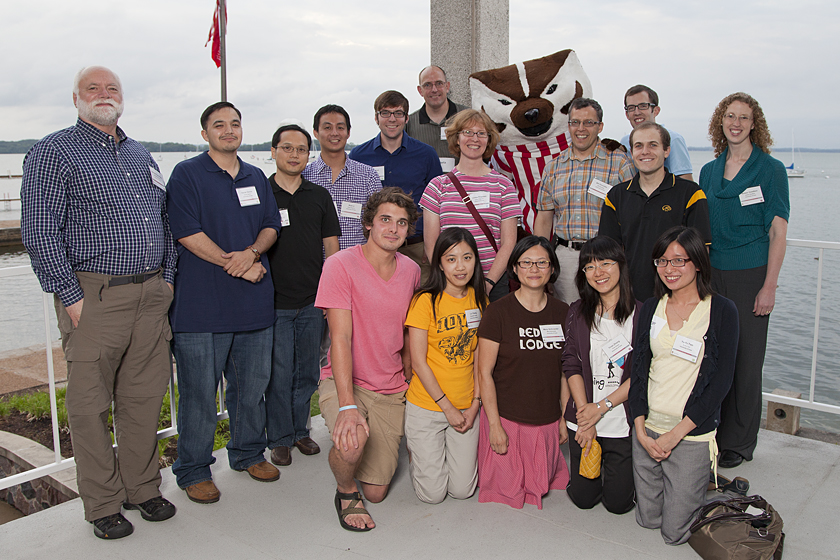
left=21, top=66, right=177, bottom=539
left=534, top=98, right=634, bottom=303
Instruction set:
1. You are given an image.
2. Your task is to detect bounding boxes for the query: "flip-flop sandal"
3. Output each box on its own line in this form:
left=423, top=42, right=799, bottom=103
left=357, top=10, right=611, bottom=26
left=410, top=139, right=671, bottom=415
left=334, top=490, right=374, bottom=532
left=708, top=472, right=750, bottom=495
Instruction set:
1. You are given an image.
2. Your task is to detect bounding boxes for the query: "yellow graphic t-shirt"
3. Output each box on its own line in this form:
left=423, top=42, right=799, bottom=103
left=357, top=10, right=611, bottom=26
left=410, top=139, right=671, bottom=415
left=405, top=289, right=483, bottom=411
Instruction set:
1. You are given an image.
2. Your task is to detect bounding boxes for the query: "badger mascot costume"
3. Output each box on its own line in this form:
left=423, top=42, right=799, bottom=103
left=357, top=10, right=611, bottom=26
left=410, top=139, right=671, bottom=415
left=470, top=50, right=594, bottom=234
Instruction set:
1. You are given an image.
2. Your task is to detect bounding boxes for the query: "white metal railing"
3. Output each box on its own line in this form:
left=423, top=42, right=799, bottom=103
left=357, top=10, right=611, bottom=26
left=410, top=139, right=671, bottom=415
left=1, top=238, right=839, bottom=491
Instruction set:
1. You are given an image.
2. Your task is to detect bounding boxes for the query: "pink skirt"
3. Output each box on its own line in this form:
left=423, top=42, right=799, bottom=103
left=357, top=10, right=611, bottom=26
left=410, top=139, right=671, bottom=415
left=477, top=409, right=569, bottom=509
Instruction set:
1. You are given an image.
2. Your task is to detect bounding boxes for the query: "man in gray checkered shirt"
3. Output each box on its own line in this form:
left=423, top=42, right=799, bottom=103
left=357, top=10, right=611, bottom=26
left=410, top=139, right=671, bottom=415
left=21, top=66, right=177, bottom=540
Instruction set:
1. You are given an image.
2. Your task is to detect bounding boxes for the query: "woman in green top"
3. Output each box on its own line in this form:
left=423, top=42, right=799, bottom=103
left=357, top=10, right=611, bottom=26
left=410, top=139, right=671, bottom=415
left=698, top=92, right=790, bottom=469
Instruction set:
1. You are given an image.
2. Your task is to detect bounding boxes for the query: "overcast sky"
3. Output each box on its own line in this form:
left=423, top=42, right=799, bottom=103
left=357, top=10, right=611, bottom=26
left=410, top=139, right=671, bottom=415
left=1, top=0, right=837, bottom=151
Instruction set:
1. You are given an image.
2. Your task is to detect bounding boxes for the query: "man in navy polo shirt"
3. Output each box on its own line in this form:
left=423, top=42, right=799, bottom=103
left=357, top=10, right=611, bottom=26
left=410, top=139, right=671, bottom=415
left=350, top=90, right=442, bottom=282
left=167, top=102, right=282, bottom=504
left=265, top=123, right=341, bottom=467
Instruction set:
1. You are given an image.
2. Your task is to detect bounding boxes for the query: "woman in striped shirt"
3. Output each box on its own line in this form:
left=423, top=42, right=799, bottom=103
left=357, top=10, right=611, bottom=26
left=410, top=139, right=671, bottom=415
left=421, top=109, right=520, bottom=302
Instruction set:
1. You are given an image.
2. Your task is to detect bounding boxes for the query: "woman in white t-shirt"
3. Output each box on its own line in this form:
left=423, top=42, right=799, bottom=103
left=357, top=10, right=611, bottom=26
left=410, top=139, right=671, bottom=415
left=563, top=236, right=640, bottom=514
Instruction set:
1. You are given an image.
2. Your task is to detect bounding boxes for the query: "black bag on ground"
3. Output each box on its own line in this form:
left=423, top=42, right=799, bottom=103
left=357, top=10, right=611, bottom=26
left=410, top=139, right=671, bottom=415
left=688, top=495, right=784, bottom=559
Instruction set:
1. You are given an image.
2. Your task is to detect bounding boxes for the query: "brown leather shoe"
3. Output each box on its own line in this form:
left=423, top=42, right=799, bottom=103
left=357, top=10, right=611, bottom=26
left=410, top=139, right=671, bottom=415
left=270, top=446, right=292, bottom=466
left=245, top=460, right=280, bottom=482
left=294, top=437, right=321, bottom=456
left=184, top=480, right=220, bottom=504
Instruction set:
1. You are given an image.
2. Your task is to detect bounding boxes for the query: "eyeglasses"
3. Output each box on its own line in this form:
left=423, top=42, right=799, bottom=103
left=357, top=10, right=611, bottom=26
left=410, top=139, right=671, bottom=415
left=421, top=80, right=447, bottom=90
left=624, top=103, right=656, bottom=112
left=568, top=119, right=601, bottom=128
left=517, top=259, right=551, bottom=269
left=582, top=261, right=617, bottom=274
left=378, top=110, right=406, bottom=119
left=653, top=257, right=691, bottom=268
left=276, top=144, right=309, bottom=155
left=723, top=113, right=752, bottom=124
left=460, top=130, right=488, bottom=138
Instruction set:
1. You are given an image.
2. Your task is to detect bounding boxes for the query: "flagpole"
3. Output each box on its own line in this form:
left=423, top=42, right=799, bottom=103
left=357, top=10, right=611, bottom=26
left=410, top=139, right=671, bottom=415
left=219, top=0, right=227, bottom=101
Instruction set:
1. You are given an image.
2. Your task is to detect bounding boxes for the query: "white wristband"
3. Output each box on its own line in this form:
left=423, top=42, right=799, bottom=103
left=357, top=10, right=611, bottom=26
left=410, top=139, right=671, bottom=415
left=338, top=405, right=358, bottom=412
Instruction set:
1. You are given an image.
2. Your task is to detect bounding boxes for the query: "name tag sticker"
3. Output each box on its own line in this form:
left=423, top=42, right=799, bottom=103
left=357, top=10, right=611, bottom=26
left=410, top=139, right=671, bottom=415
left=149, top=167, right=165, bottom=190
left=236, top=186, right=260, bottom=207
left=671, top=334, right=703, bottom=363
left=440, top=157, right=455, bottom=173
left=588, top=179, right=612, bottom=200
left=650, top=315, right=667, bottom=339
left=341, top=201, right=363, bottom=219
left=440, top=128, right=447, bottom=141
left=739, top=186, right=764, bottom=206
left=465, top=309, right=482, bottom=329
left=373, top=166, right=386, bottom=181
left=470, top=191, right=491, bottom=209
left=279, top=208, right=291, bottom=227
left=539, top=324, right=565, bottom=343
left=603, top=334, right=632, bottom=362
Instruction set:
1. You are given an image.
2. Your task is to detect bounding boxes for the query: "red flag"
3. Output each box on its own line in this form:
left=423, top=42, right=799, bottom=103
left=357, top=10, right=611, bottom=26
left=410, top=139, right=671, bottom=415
left=205, top=0, right=226, bottom=68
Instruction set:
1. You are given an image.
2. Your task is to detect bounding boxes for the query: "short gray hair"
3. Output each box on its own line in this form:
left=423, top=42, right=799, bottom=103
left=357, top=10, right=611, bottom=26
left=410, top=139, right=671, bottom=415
left=73, top=66, right=122, bottom=95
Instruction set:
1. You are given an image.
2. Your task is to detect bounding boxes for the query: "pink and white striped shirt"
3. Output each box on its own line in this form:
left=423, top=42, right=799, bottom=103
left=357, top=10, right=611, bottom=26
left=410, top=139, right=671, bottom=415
left=420, top=169, right=520, bottom=275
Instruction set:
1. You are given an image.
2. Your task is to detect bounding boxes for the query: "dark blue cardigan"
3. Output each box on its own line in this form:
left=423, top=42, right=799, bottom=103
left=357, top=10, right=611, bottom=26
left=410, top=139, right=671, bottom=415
left=628, top=294, right=739, bottom=436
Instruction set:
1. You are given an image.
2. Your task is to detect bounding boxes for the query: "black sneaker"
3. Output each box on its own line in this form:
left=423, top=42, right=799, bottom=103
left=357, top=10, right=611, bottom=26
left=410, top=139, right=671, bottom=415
left=91, top=513, right=134, bottom=539
left=123, top=496, right=177, bottom=522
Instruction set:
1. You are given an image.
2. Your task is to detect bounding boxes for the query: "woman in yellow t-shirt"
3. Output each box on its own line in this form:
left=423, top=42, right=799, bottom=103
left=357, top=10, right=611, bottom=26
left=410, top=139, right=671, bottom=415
left=404, top=227, right=488, bottom=503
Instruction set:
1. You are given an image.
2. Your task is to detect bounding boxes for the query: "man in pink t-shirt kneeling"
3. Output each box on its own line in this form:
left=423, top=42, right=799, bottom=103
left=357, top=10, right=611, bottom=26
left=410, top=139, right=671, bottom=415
left=315, top=187, right=421, bottom=532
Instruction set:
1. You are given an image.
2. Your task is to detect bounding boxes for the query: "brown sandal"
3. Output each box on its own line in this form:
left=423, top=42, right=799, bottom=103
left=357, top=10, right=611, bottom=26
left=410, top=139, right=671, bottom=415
left=334, top=490, right=374, bottom=532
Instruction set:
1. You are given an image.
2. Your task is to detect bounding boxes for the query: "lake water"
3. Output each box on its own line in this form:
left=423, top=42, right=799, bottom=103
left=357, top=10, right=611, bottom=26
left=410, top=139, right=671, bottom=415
left=1, top=150, right=839, bottom=431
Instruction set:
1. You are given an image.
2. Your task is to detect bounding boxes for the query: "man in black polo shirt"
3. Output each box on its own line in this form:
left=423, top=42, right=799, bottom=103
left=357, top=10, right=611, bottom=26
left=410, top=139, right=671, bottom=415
left=266, top=124, right=341, bottom=466
left=599, top=122, right=711, bottom=301
left=406, top=65, right=467, bottom=168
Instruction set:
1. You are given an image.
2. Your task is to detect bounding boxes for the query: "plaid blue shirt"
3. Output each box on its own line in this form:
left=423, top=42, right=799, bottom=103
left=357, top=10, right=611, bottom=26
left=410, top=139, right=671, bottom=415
left=21, top=118, right=176, bottom=306
left=303, top=155, right=381, bottom=250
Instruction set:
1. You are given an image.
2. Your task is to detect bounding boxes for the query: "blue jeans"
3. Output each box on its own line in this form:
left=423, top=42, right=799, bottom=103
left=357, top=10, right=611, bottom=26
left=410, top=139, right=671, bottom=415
left=172, top=328, right=272, bottom=488
left=266, top=305, right=324, bottom=448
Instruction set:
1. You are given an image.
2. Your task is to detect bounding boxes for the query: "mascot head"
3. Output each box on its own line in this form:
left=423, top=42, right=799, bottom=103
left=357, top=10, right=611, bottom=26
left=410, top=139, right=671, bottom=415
left=469, top=50, right=592, bottom=146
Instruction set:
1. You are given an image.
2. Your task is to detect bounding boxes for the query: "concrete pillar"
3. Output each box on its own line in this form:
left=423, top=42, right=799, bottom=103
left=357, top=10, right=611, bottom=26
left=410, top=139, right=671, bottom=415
left=430, top=0, right=509, bottom=107
left=766, top=388, right=802, bottom=435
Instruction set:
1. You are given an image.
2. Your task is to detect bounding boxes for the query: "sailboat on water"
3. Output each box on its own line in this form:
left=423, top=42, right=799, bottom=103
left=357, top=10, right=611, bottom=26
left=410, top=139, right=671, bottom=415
left=787, top=132, right=805, bottom=178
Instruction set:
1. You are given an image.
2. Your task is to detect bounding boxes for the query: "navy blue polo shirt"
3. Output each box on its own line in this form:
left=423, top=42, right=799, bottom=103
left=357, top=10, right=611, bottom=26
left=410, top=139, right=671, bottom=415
left=349, top=132, right=443, bottom=239
left=167, top=152, right=281, bottom=333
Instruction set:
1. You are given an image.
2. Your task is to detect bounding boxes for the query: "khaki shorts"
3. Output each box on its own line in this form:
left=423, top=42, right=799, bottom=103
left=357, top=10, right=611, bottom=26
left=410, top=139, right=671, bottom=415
left=319, top=377, right=406, bottom=486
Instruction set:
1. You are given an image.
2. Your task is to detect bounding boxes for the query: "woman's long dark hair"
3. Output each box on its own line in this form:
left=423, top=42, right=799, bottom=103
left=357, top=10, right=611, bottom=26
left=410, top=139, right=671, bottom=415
left=413, top=227, right=487, bottom=320
left=575, top=236, right=636, bottom=331
left=652, top=226, right=713, bottom=300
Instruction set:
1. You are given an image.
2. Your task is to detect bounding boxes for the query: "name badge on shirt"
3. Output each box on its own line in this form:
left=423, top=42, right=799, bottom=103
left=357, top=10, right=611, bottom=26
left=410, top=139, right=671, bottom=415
left=739, top=186, right=765, bottom=206
left=440, top=128, right=448, bottom=141
left=440, top=157, right=455, bottom=173
left=539, top=324, right=565, bottom=343
left=588, top=179, right=613, bottom=200
left=465, top=309, right=482, bottom=329
left=603, top=334, right=632, bottom=362
left=470, top=191, right=491, bottom=209
left=671, top=334, right=702, bottom=363
left=341, top=201, right=363, bottom=219
left=236, top=186, right=260, bottom=207
left=373, top=166, right=386, bottom=181
left=279, top=208, right=291, bottom=227
left=149, top=167, right=165, bottom=191
left=650, top=315, right=667, bottom=339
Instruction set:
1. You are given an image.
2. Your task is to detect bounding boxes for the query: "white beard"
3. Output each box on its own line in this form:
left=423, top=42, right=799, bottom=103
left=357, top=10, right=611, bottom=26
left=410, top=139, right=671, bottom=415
left=77, top=97, right=124, bottom=127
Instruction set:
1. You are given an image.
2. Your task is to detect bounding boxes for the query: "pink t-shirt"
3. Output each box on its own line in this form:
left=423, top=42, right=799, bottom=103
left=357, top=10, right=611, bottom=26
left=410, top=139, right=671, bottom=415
left=420, top=169, right=520, bottom=275
left=315, top=245, right=421, bottom=394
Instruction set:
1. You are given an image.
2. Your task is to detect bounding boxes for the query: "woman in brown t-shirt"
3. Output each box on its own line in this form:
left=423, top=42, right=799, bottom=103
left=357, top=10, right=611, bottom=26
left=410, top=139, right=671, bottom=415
left=476, top=235, right=570, bottom=509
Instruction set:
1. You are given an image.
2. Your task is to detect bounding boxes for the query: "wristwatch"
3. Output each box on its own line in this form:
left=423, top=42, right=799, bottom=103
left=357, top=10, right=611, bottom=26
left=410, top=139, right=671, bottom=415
left=604, top=398, right=614, bottom=413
